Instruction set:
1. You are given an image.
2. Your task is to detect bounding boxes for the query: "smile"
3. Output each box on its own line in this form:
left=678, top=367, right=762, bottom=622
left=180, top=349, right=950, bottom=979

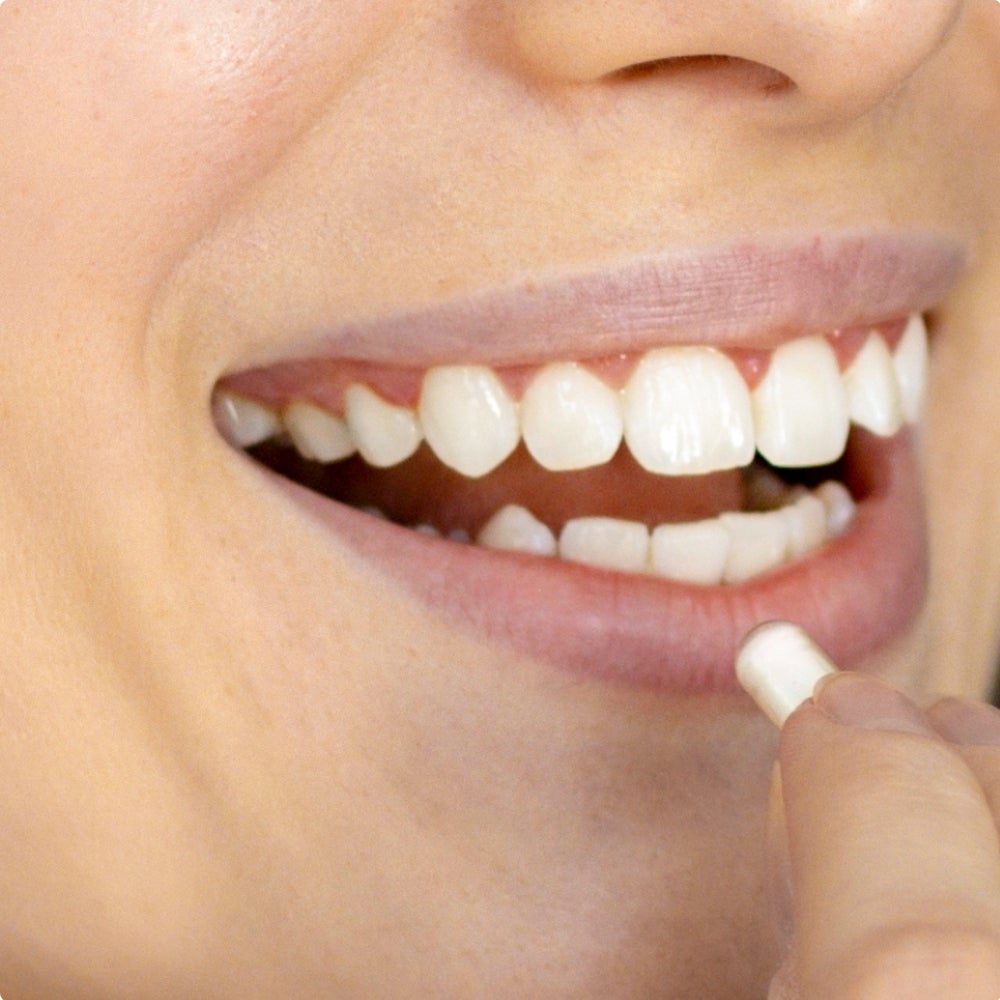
left=217, top=316, right=923, bottom=586
left=211, top=235, right=964, bottom=691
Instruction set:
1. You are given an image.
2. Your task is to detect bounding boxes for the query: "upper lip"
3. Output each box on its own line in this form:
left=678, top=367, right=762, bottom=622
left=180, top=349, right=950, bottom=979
left=233, top=230, right=966, bottom=373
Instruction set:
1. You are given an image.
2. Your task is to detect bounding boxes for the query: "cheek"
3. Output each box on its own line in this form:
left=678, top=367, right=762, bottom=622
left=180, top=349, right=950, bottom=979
left=0, top=0, right=392, bottom=309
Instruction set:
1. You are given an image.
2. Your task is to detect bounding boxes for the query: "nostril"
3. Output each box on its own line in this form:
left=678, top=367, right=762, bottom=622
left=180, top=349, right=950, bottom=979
left=506, top=0, right=963, bottom=123
left=612, top=54, right=794, bottom=98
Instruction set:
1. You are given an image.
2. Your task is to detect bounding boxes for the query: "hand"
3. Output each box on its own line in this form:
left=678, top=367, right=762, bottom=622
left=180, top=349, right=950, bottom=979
left=767, top=673, right=1000, bottom=998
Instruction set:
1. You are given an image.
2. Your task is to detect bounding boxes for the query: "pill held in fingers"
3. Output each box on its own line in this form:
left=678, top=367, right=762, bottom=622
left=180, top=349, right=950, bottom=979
left=736, top=621, right=838, bottom=727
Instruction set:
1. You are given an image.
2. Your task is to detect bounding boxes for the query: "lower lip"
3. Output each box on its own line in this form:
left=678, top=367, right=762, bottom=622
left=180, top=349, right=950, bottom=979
left=266, top=430, right=924, bottom=693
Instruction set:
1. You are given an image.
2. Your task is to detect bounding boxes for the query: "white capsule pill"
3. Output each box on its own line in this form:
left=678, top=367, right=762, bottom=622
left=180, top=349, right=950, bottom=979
left=736, top=621, right=838, bottom=727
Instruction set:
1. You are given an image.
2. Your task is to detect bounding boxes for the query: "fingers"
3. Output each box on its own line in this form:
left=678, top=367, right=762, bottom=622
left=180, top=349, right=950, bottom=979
left=737, top=623, right=1000, bottom=999
left=780, top=675, right=1000, bottom=998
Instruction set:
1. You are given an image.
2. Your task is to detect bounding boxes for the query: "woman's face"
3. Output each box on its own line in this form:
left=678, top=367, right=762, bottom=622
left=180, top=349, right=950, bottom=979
left=2, top=1, right=999, bottom=995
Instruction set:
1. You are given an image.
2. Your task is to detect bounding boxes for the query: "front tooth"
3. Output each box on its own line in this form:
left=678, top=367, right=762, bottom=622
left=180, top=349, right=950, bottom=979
left=419, top=366, right=519, bottom=478
left=781, top=493, right=827, bottom=558
left=559, top=517, right=650, bottom=573
left=650, top=520, right=730, bottom=585
left=752, top=336, right=850, bottom=467
left=214, top=392, right=281, bottom=448
left=720, top=510, right=790, bottom=584
left=892, top=314, right=929, bottom=424
left=284, top=401, right=356, bottom=462
left=842, top=334, right=904, bottom=437
left=623, top=347, right=755, bottom=474
left=521, top=363, right=623, bottom=471
left=344, top=384, right=422, bottom=468
left=477, top=504, right=557, bottom=556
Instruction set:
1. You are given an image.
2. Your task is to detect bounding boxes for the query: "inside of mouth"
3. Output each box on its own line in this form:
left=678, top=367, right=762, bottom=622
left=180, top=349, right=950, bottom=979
left=247, top=435, right=853, bottom=540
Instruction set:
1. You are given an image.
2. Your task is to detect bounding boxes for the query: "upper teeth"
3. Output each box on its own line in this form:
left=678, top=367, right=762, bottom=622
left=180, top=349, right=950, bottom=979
left=345, top=383, right=422, bottom=468
left=216, top=315, right=928, bottom=479
left=751, top=335, right=850, bottom=467
left=418, top=365, right=520, bottom=478
left=622, top=346, right=755, bottom=474
left=521, top=362, right=624, bottom=471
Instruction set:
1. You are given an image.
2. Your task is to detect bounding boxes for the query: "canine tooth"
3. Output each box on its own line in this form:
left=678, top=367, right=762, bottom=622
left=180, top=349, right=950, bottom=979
left=521, top=363, right=623, bottom=471
left=419, top=366, right=519, bottom=478
left=477, top=504, right=557, bottom=556
left=214, top=392, right=281, bottom=448
left=650, top=520, right=730, bottom=585
left=284, top=401, right=356, bottom=462
left=344, top=384, right=422, bottom=468
left=781, top=493, right=827, bottom=558
left=720, top=510, right=790, bottom=584
left=752, top=336, right=850, bottom=468
left=559, top=517, right=650, bottom=573
left=623, top=347, right=755, bottom=475
left=843, top=334, right=904, bottom=437
left=815, top=480, right=856, bottom=537
left=893, top=314, right=929, bottom=424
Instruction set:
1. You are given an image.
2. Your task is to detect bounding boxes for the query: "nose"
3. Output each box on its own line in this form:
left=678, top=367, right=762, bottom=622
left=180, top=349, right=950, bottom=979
left=506, top=0, right=964, bottom=122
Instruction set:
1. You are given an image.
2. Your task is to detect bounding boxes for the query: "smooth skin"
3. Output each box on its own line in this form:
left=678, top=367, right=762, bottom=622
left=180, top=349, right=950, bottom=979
left=1, top=0, right=999, bottom=997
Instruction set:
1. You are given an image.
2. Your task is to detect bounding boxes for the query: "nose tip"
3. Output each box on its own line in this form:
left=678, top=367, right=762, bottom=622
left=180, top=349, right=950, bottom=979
left=780, top=1, right=964, bottom=121
left=507, top=0, right=965, bottom=122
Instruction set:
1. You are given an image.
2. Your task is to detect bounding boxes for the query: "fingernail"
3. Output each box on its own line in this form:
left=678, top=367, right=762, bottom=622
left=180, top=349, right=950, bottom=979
left=812, top=672, right=934, bottom=735
left=736, top=621, right=838, bottom=727
left=927, top=697, right=1000, bottom=746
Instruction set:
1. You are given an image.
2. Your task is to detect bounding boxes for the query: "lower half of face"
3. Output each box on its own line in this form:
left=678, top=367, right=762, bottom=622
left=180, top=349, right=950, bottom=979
left=0, top=0, right=999, bottom=994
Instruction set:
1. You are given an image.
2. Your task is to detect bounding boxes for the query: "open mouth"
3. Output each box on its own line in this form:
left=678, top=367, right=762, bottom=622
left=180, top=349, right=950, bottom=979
left=205, top=234, right=965, bottom=691
left=216, top=315, right=924, bottom=588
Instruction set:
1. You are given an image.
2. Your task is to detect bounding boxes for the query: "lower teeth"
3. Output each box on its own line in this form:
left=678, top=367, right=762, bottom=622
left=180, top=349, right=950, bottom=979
left=393, top=478, right=854, bottom=586
left=246, top=435, right=856, bottom=585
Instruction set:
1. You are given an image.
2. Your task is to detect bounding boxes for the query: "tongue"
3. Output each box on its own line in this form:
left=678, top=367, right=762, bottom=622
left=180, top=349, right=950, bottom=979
left=257, top=442, right=746, bottom=535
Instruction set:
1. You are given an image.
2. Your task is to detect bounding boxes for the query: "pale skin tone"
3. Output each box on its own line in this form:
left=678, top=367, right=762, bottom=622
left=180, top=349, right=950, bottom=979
left=1, top=1, right=999, bottom=997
